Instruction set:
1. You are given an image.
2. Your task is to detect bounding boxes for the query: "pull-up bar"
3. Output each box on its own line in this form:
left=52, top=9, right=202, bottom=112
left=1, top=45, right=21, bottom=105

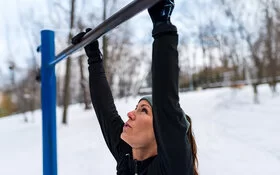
left=49, top=0, right=160, bottom=66
left=40, top=0, right=160, bottom=175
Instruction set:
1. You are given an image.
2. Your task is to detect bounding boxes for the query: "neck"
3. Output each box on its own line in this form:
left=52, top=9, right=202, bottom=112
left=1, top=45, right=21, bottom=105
left=132, top=140, right=157, bottom=161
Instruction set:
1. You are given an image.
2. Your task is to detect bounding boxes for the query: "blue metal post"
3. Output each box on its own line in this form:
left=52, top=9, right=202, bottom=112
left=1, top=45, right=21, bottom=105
left=41, top=30, right=57, bottom=175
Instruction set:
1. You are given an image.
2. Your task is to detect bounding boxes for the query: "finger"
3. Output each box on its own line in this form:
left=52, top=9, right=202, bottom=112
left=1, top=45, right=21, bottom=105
left=71, top=32, right=86, bottom=45
left=85, top=28, right=92, bottom=33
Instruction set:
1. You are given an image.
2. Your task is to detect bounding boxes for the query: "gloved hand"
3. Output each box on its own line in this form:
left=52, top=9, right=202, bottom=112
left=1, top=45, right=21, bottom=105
left=71, top=28, right=102, bottom=64
left=148, top=0, right=174, bottom=26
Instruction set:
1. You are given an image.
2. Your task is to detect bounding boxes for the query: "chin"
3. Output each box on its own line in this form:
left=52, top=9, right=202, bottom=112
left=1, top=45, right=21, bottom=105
left=120, top=132, right=128, bottom=143
left=120, top=132, right=133, bottom=146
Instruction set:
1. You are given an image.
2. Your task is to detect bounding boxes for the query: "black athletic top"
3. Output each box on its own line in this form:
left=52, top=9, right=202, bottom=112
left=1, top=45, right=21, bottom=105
left=88, top=23, right=193, bottom=175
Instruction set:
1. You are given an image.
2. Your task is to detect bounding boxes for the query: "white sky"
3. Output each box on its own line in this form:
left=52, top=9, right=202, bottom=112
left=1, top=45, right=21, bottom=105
left=0, top=0, right=40, bottom=75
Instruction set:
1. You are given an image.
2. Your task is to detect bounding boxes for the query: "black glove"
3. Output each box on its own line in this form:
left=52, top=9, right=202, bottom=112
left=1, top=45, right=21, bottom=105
left=71, top=28, right=102, bottom=64
left=148, top=0, right=177, bottom=37
left=148, top=0, right=174, bottom=26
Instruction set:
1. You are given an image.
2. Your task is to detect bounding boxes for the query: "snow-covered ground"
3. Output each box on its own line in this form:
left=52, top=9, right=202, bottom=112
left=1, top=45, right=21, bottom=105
left=0, top=84, right=279, bottom=175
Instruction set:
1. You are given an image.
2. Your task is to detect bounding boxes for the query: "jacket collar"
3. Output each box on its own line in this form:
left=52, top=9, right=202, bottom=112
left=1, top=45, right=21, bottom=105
left=126, top=153, right=156, bottom=174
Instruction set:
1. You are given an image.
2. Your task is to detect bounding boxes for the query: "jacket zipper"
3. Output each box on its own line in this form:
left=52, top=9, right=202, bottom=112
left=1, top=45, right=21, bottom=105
left=134, top=159, right=138, bottom=175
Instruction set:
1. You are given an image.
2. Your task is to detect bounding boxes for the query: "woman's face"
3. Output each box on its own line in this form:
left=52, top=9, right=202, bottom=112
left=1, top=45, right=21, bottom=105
left=120, top=100, right=156, bottom=148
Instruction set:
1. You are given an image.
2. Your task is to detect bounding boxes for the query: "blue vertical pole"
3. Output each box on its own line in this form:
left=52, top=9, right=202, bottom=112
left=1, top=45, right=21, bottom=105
left=41, top=30, right=57, bottom=175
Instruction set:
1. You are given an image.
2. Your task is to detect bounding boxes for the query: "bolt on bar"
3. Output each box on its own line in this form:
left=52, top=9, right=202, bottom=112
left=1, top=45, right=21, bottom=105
left=49, top=0, right=160, bottom=66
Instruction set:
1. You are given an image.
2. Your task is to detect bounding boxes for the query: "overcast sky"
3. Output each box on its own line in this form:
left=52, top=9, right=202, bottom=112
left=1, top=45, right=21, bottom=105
left=0, top=0, right=47, bottom=78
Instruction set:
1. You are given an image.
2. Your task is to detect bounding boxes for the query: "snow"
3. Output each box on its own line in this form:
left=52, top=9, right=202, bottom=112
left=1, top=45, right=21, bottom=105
left=0, top=84, right=280, bottom=175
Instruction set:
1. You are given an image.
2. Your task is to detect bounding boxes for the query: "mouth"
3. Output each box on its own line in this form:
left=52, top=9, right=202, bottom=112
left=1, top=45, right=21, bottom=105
left=124, top=122, right=132, bottom=128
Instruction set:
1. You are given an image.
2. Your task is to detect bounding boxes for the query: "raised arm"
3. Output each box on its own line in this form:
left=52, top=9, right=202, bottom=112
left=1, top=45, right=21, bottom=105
left=148, top=1, right=193, bottom=174
left=72, top=30, right=130, bottom=161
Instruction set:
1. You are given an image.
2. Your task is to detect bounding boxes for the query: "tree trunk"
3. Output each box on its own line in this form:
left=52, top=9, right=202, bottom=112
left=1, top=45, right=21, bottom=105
left=253, top=83, right=260, bottom=104
left=76, top=21, right=92, bottom=110
left=251, top=56, right=263, bottom=104
left=62, top=0, right=76, bottom=124
left=78, top=55, right=91, bottom=109
left=102, top=0, right=111, bottom=84
left=265, top=7, right=278, bottom=95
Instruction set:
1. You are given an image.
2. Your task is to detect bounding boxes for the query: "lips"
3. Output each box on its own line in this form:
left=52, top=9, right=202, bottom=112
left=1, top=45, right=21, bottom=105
left=124, top=122, right=132, bottom=128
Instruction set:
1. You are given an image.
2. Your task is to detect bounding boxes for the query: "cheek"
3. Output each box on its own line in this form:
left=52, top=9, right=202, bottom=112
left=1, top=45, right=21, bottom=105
left=139, top=117, right=153, bottom=129
left=136, top=117, right=154, bottom=138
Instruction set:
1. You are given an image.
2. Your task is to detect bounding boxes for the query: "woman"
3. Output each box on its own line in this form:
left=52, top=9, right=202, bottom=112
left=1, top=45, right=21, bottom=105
left=72, top=1, right=198, bottom=174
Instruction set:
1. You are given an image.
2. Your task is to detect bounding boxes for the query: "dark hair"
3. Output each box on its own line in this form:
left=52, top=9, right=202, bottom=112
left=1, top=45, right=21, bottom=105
left=186, top=114, right=199, bottom=175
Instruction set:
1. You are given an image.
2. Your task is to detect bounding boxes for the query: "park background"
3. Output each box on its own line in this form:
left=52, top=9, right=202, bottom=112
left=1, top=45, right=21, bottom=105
left=0, top=0, right=280, bottom=174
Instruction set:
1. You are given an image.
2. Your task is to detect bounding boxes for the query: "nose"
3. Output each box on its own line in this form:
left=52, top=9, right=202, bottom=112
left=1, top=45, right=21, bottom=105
left=127, top=111, right=136, bottom=120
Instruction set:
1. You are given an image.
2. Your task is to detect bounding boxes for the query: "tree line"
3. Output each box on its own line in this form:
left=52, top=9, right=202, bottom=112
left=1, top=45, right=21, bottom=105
left=0, top=0, right=279, bottom=120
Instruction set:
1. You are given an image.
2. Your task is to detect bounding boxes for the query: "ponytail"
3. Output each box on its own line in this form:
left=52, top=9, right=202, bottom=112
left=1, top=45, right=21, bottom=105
left=186, top=114, right=199, bottom=175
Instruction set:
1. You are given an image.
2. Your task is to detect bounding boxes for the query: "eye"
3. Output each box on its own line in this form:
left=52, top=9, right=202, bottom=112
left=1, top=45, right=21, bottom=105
left=141, top=108, right=148, bottom=114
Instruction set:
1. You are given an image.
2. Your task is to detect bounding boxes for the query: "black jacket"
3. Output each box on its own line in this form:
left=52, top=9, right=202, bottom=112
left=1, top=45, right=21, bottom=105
left=88, top=24, right=193, bottom=175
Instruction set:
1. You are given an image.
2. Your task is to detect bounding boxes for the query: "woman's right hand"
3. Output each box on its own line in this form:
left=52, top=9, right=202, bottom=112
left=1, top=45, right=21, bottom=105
left=71, top=28, right=103, bottom=64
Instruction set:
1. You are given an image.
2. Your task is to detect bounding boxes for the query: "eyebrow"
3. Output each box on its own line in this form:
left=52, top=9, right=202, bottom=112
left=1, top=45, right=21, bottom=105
left=136, top=104, right=151, bottom=109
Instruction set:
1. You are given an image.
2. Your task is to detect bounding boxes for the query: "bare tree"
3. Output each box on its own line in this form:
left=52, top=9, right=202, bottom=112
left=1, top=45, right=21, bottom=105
left=16, top=6, right=43, bottom=121
left=198, top=21, right=222, bottom=87
left=76, top=20, right=92, bottom=109
left=264, top=5, right=277, bottom=94
left=220, top=0, right=265, bottom=103
left=275, top=1, right=280, bottom=89
left=4, top=24, right=41, bottom=120
left=265, top=1, right=280, bottom=94
left=107, top=22, right=138, bottom=97
left=102, top=0, right=118, bottom=85
left=62, top=0, right=76, bottom=124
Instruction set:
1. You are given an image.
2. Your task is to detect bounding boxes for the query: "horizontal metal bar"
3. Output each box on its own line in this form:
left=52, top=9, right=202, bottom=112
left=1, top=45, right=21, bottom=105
left=49, top=0, right=160, bottom=66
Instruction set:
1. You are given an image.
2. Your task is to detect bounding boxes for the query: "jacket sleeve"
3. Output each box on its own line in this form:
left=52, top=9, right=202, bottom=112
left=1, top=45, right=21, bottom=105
left=88, top=62, right=130, bottom=161
left=151, top=24, right=193, bottom=174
